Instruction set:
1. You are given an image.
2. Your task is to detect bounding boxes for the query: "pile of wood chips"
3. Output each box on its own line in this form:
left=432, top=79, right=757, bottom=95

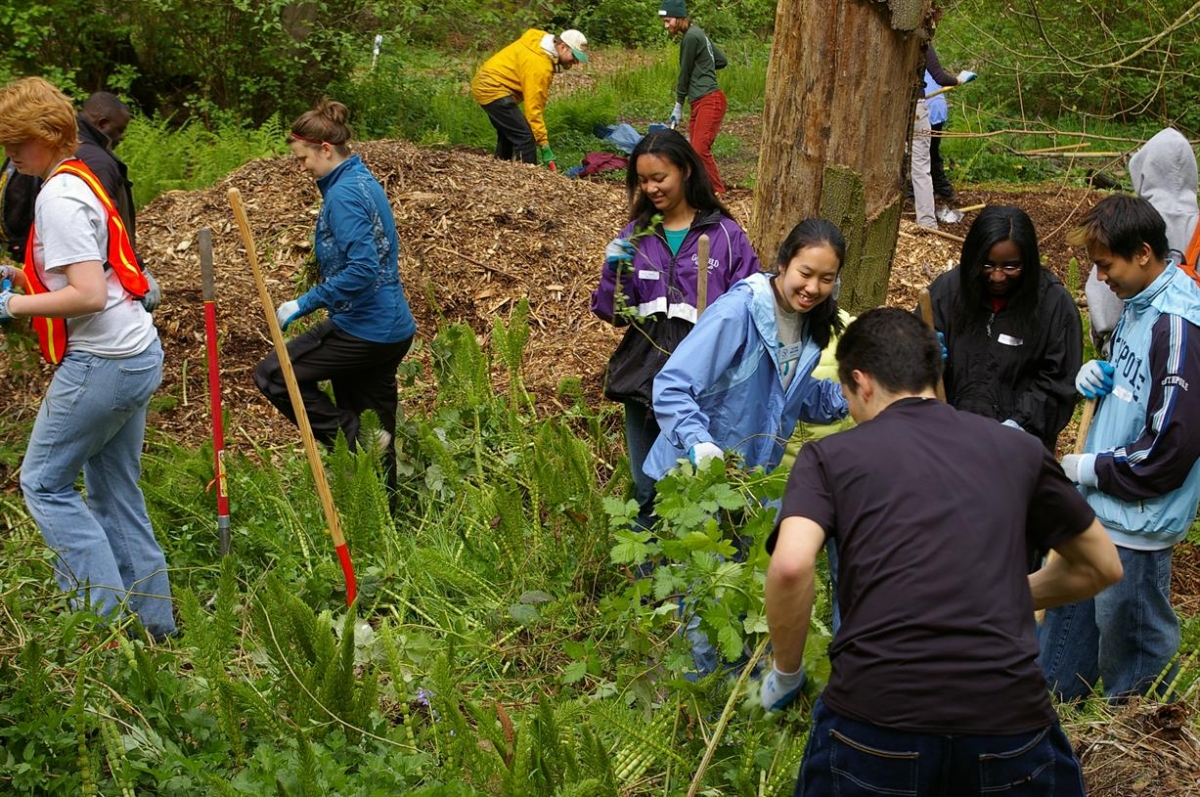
left=0, top=142, right=1098, bottom=456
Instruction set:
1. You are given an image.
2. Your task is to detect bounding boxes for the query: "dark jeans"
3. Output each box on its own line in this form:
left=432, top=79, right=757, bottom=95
left=254, top=320, right=412, bottom=510
left=796, top=699, right=1085, bottom=796
left=930, top=120, right=952, bottom=197
left=623, top=400, right=660, bottom=534
left=480, top=97, right=537, bottom=164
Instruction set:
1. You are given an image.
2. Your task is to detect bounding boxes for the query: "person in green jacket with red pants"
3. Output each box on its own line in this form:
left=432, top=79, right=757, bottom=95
left=659, top=0, right=727, bottom=194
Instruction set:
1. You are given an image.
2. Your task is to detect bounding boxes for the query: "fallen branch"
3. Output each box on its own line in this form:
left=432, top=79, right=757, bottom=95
left=912, top=226, right=966, bottom=245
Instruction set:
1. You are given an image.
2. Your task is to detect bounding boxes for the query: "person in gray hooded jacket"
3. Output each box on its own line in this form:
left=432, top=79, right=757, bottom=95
left=1085, top=127, right=1198, bottom=354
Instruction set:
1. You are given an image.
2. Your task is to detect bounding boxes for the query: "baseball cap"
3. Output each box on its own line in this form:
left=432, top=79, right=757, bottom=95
left=560, top=29, right=589, bottom=63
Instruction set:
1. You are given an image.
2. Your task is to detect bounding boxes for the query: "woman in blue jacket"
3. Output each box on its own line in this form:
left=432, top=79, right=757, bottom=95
left=254, top=99, right=416, bottom=512
left=646, top=218, right=848, bottom=480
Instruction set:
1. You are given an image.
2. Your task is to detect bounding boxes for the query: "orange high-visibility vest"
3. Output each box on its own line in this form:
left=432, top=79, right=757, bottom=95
left=1183, top=223, right=1200, bottom=287
left=22, top=159, right=147, bottom=364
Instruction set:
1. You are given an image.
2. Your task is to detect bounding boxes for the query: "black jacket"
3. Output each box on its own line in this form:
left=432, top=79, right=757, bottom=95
left=76, top=113, right=137, bottom=248
left=0, top=160, right=39, bottom=261
left=926, top=268, right=1083, bottom=450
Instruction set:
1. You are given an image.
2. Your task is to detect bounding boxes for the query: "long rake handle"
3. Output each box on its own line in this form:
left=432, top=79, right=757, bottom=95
left=227, top=188, right=357, bottom=606
left=918, top=288, right=947, bottom=401
left=199, top=228, right=231, bottom=557
left=696, top=233, right=710, bottom=318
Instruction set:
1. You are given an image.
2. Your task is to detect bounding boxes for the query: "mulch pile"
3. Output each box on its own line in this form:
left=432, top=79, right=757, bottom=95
left=0, top=141, right=1106, bottom=455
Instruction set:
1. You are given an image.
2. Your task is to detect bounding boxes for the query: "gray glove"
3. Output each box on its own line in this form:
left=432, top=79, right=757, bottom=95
left=761, top=664, right=806, bottom=711
left=276, top=299, right=302, bottom=330
left=141, top=271, right=162, bottom=312
left=669, top=102, right=684, bottom=128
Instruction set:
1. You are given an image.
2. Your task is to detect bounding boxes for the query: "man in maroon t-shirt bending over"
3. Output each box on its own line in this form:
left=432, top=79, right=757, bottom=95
left=763, top=307, right=1122, bottom=796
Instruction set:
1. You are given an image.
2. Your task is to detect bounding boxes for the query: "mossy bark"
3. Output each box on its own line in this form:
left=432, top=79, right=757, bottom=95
left=749, top=0, right=931, bottom=314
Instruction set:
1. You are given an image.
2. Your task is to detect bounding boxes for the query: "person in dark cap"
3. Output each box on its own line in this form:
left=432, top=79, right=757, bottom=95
left=659, top=0, right=728, bottom=193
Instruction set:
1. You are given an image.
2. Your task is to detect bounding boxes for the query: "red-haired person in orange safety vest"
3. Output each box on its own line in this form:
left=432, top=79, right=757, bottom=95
left=0, top=77, right=175, bottom=642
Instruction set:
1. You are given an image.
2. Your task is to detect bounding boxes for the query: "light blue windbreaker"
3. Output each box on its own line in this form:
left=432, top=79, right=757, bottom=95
left=1081, top=263, right=1200, bottom=549
left=297, top=155, right=416, bottom=344
left=644, top=272, right=848, bottom=480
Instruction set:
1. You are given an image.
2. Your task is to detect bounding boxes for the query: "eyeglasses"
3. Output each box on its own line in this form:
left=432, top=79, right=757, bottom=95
left=982, top=264, right=1022, bottom=275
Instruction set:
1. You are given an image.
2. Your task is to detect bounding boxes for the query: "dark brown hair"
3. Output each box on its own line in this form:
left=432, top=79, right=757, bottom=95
left=289, top=98, right=352, bottom=156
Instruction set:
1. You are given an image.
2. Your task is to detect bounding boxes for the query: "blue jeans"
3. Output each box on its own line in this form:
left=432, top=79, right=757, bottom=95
left=1039, top=545, right=1178, bottom=701
left=796, top=698, right=1085, bottom=796
left=20, top=341, right=176, bottom=639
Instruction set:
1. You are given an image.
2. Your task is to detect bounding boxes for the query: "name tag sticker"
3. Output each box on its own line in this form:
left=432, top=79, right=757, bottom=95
left=1112, top=385, right=1134, bottom=403
left=638, top=270, right=659, bottom=281
left=778, top=342, right=804, bottom=363
left=997, top=333, right=1024, bottom=346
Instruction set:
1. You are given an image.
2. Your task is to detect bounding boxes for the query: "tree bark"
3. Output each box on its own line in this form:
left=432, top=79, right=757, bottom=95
left=750, top=0, right=930, bottom=313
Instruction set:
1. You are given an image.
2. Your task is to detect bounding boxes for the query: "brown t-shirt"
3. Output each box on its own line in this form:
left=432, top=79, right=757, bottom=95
left=773, top=397, right=1094, bottom=734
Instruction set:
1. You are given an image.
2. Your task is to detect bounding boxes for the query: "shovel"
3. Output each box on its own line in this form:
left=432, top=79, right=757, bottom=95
left=199, top=228, right=231, bottom=558
left=228, top=188, right=357, bottom=607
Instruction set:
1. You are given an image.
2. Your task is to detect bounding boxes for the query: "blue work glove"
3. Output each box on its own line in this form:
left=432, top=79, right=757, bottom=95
left=688, top=442, right=724, bottom=468
left=1060, top=453, right=1098, bottom=487
left=141, top=270, right=162, bottom=312
left=0, top=290, right=14, bottom=321
left=669, top=102, right=684, bottom=128
left=957, top=70, right=977, bottom=84
left=605, top=237, right=636, bottom=274
left=1075, top=360, right=1115, bottom=399
left=936, top=331, right=948, bottom=360
left=761, top=664, right=806, bottom=712
left=276, top=299, right=302, bottom=330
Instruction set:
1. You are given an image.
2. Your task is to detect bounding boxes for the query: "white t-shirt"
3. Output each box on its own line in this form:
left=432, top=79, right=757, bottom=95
left=31, top=170, right=155, bottom=357
left=774, top=302, right=804, bottom=391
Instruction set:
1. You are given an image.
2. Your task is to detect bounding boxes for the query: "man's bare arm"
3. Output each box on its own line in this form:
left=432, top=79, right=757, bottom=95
left=766, top=516, right=826, bottom=672
left=1029, top=519, right=1123, bottom=611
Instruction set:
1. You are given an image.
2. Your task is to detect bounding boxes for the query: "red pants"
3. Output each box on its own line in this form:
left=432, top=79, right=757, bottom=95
left=689, top=89, right=727, bottom=194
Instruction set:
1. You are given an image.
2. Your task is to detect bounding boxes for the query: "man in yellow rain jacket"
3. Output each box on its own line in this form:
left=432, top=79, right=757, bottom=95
left=471, top=29, right=588, bottom=170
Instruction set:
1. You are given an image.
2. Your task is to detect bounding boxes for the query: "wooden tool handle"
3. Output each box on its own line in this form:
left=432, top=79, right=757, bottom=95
left=918, top=288, right=947, bottom=402
left=227, top=188, right=356, bottom=605
left=1073, top=397, right=1097, bottom=456
left=696, top=233, right=710, bottom=318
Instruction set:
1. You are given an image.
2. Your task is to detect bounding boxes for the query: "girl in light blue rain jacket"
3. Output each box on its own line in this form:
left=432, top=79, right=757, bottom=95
left=645, top=218, right=849, bottom=480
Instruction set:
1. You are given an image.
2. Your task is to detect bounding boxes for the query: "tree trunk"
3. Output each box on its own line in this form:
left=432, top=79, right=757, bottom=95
left=750, top=0, right=930, bottom=313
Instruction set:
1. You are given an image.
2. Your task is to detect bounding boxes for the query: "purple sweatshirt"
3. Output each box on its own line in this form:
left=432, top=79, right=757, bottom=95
left=590, top=209, right=760, bottom=324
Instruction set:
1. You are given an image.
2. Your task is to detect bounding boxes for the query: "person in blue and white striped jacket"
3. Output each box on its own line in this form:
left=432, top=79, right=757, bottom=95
left=1042, top=194, right=1200, bottom=702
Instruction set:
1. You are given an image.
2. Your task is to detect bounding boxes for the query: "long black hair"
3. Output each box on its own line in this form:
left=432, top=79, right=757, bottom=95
left=955, top=205, right=1042, bottom=335
left=775, top=218, right=846, bottom=351
left=626, top=129, right=730, bottom=229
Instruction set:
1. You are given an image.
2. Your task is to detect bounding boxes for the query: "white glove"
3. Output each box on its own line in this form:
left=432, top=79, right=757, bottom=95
left=1001, top=419, right=1022, bottom=430
left=141, top=270, right=162, bottom=312
left=1075, top=360, right=1115, bottom=399
left=761, top=664, right=806, bottom=711
left=276, top=299, right=302, bottom=330
left=669, top=102, right=684, bottom=128
left=688, top=442, right=724, bottom=468
left=957, top=70, right=977, bottom=84
left=1060, top=453, right=1098, bottom=486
